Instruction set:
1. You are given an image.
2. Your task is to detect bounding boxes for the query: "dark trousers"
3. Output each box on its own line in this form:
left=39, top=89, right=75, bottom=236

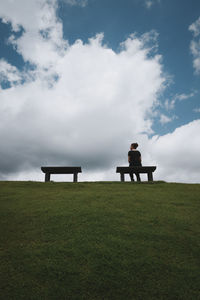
left=129, top=163, right=141, bottom=182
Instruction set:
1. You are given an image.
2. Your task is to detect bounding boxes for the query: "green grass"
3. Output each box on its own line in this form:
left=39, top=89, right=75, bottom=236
left=0, top=181, right=200, bottom=300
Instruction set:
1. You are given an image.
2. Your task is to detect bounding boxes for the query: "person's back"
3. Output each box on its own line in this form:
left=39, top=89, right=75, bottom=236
left=128, top=143, right=142, bottom=181
left=128, top=149, right=141, bottom=166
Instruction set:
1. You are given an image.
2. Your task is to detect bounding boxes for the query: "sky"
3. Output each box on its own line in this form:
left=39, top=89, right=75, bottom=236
left=0, top=0, right=200, bottom=182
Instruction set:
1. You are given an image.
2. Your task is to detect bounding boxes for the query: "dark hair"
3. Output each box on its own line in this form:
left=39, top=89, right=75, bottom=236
left=131, top=143, right=138, bottom=149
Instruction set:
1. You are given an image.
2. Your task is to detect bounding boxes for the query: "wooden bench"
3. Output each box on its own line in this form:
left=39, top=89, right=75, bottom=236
left=41, top=166, right=82, bottom=182
left=116, top=166, right=156, bottom=182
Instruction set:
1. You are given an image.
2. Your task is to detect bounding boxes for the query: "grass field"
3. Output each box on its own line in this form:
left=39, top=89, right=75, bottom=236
left=0, top=181, right=200, bottom=300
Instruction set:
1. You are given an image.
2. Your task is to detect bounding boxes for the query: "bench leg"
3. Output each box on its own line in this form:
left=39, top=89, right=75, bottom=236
left=120, top=173, right=125, bottom=182
left=45, top=172, right=50, bottom=182
left=147, top=172, right=153, bottom=182
left=73, top=173, right=78, bottom=182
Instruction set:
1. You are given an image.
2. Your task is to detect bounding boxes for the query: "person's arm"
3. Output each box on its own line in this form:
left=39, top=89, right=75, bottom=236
left=128, top=151, right=131, bottom=163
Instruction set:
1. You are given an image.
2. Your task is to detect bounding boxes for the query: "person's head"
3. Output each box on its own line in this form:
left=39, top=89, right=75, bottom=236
left=130, top=143, right=138, bottom=150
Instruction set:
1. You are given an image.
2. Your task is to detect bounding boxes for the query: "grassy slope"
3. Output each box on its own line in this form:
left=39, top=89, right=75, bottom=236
left=0, top=181, right=200, bottom=300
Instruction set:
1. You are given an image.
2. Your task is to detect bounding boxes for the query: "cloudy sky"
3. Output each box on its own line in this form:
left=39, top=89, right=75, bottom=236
left=0, top=0, right=200, bottom=182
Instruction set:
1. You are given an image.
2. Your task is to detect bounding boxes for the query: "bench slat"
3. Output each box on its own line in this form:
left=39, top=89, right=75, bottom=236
left=41, top=167, right=82, bottom=174
left=116, top=166, right=156, bottom=173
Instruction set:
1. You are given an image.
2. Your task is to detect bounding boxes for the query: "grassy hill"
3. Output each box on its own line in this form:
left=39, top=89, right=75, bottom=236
left=0, top=181, right=200, bottom=300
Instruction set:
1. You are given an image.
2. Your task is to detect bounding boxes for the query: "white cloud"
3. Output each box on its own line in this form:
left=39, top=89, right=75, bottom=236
left=165, top=92, right=196, bottom=110
left=189, top=16, right=200, bottom=37
left=159, top=114, right=172, bottom=125
left=0, top=59, right=22, bottom=85
left=189, top=16, right=200, bottom=73
left=144, top=0, right=160, bottom=9
left=149, top=120, right=200, bottom=183
left=193, top=108, right=200, bottom=113
left=145, top=0, right=153, bottom=9
left=190, top=40, right=200, bottom=73
left=0, top=0, right=67, bottom=67
left=0, top=0, right=55, bottom=32
left=61, top=0, right=88, bottom=7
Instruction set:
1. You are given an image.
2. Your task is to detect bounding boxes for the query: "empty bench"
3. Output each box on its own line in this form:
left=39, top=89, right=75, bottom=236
left=41, top=166, right=82, bottom=182
left=116, top=166, right=157, bottom=182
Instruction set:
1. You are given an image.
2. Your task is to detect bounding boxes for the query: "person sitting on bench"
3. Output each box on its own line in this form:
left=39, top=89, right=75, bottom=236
left=128, top=143, right=142, bottom=182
